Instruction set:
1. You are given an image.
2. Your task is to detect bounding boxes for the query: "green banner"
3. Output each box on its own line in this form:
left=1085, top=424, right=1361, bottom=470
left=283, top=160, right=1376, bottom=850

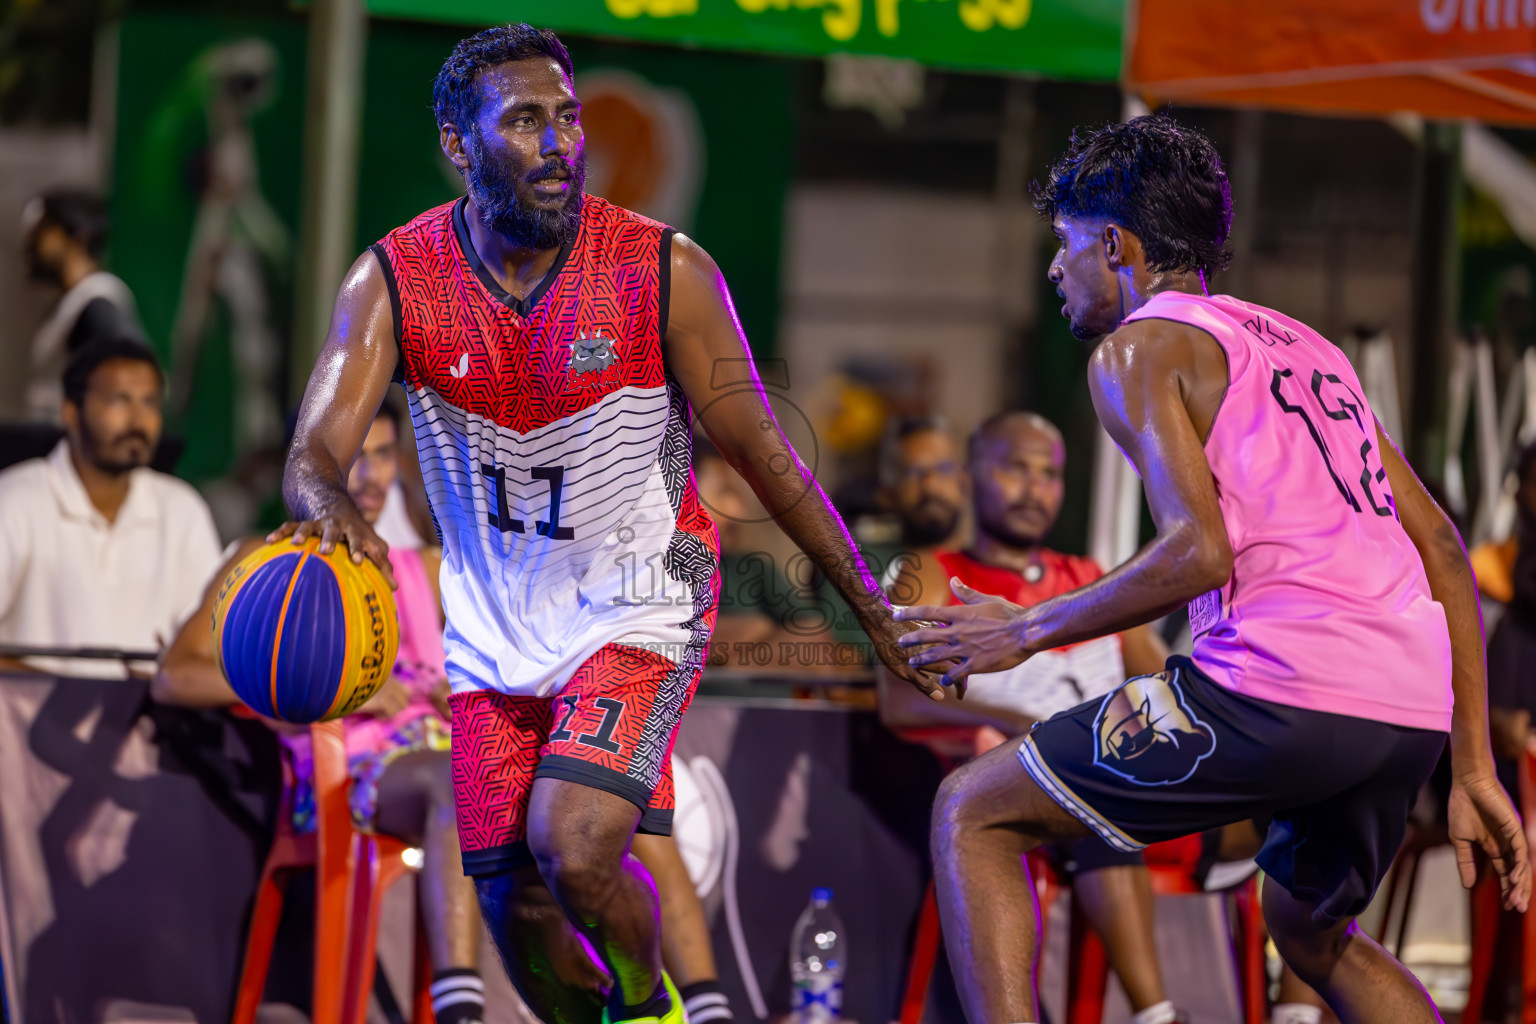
left=366, top=0, right=1123, bottom=80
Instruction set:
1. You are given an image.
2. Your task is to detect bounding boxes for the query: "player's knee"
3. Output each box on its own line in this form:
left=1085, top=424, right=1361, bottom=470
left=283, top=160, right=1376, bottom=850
left=530, top=834, right=622, bottom=911
left=1270, top=925, right=1343, bottom=989
left=931, top=757, right=1046, bottom=851
left=1265, top=893, right=1353, bottom=989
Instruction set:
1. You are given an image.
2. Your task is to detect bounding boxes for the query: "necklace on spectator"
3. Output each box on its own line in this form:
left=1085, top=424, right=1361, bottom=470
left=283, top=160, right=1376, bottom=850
left=1023, top=554, right=1044, bottom=584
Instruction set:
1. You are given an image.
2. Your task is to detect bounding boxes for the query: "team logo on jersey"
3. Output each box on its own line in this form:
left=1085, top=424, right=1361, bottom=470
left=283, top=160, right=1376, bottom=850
left=1092, top=669, right=1215, bottom=786
left=565, top=330, right=620, bottom=386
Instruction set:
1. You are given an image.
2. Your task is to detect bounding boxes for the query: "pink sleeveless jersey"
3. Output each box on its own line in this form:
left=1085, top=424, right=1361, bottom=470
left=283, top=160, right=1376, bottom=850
left=1122, top=292, right=1452, bottom=733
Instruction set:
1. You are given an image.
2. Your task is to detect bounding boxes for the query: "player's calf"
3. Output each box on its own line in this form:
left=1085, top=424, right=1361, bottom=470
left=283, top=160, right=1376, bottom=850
left=474, top=868, right=608, bottom=1024
left=526, top=777, right=671, bottom=1018
left=1261, top=878, right=1438, bottom=1024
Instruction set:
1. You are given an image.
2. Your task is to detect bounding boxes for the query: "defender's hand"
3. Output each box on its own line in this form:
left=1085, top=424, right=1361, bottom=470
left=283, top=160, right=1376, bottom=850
left=269, top=514, right=397, bottom=589
left=1449, top=769, right=1531, bottom=912
left=863, top=608, right=954, bottom=702
left=895, top=579, right=1030, bottom=689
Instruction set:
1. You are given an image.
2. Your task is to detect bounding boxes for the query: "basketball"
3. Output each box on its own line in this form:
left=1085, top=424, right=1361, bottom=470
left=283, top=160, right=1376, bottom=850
left=212, top=536, right=399, bottom=723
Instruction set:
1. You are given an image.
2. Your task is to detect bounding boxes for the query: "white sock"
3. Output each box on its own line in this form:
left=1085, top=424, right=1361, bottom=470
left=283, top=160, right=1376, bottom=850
left=1271, top=1004, right=1324, bottom=1024
left=1132, top=1001, right=1179, bottom=1024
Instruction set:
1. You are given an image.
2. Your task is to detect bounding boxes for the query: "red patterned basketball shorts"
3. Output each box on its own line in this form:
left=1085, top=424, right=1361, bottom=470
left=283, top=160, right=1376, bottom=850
left=449, top=642, right=701, bottom=876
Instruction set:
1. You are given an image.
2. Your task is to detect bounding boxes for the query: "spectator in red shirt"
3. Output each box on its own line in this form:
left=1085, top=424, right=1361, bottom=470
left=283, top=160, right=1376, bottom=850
left=881, top=411, right=1181, bottom=1024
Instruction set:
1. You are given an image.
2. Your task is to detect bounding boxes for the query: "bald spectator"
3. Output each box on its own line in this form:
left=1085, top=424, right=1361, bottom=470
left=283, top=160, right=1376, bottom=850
left=0, top=338, right=220, bottom=678
left=880, top=411, right=1185, bottom=1024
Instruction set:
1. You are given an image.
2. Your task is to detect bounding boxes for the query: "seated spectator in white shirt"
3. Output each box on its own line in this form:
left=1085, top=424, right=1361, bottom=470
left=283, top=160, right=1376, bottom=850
left=0, top=337, right=222, bottom=678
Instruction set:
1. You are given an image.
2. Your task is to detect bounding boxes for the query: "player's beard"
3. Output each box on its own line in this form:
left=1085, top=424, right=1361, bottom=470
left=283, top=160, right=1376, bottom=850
left=79, top=419, right=155, bottom=475
left=900, top=498, right=961, bottom=548
left=466, top=128, right=586, bottom=251
left=976, top=503, right=1050, bottom=551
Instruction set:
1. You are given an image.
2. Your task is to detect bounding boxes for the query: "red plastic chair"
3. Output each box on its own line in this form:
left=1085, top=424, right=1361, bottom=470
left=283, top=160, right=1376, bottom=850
left=1459, top=749, right=1536, bottom=1024
left=231, top=720, right=434, bottom=1024
left=898, top=836, right=1267, bottom=1024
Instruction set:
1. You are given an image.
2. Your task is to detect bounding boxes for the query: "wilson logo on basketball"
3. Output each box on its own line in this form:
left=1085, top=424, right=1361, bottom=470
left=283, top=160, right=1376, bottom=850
left=339, top=588, right=393, bottom=717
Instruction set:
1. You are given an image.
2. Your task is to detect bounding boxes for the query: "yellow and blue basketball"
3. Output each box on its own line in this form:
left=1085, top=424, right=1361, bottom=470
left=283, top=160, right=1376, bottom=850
left=212, top=536, right=399, bottom=723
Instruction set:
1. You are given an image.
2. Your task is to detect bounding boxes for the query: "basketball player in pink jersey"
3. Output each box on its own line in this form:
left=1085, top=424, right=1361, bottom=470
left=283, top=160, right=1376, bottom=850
left=895, top=114, right=1530, bottom=1024
left=273, top=23, right=940, bottom=1024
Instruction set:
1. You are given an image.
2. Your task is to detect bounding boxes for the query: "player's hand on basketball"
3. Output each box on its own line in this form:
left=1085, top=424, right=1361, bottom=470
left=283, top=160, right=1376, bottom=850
left=894, top=578, right=1031, bottom=689
left=359, top=675, right=410, bottom=720
left=1449, top=769, right=1531, bottom=913
left=268, top=512, right=397, bottom=589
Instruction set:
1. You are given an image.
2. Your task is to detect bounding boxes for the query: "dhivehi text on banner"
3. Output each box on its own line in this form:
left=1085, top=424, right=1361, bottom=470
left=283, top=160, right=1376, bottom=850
left=365, top=0, right=1124, bottom=80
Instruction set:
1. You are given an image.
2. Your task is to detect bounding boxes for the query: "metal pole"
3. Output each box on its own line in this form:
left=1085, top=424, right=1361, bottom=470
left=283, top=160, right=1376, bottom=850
left=1407, top=120, right=1463, bottom=476
left=291, top=0, right=367, bottom=401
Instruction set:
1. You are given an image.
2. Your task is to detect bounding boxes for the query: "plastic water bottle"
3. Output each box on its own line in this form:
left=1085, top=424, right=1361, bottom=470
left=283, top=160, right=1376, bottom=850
left=790, top=887, right=845, bottom=1023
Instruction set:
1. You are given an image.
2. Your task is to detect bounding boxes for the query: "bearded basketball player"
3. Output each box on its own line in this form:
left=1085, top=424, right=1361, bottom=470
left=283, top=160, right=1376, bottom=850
left=275, top=24, right=941, bottom=1024
left=895, top=114, right=1530, bottom=1024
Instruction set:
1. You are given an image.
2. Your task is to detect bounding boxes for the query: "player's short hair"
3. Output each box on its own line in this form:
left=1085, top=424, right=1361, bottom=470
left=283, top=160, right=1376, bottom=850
left=33, top=189, right=110, bottom=258
left=433, top=23, right=575, bottom=133
left=1032, top=114, right=1233, bottom=279
left=62, top=337, right=164, bottom=407
left=878, top=416, right=952, bottom=490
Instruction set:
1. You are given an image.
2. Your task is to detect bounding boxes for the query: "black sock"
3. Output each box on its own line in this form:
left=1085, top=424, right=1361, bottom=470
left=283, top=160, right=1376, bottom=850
left=607, top=979, right=672, bottom=1022
left=431, top=968, right=484, bottom=1024
left=679, top=981, right=734, bottom=1024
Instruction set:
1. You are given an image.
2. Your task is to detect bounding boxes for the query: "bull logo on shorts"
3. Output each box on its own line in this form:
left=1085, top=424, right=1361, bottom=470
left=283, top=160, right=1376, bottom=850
left=1092, top=671, right=1215, bottom=786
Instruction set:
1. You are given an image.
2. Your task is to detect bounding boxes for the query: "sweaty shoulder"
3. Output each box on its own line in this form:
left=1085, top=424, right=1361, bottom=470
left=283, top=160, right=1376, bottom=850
left=1093, top=305, right=1230, bottom=442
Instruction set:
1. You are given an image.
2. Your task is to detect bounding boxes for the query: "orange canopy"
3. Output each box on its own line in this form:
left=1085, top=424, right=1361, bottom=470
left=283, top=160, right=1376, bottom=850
left=1127, top=1, right=1536, bottom=126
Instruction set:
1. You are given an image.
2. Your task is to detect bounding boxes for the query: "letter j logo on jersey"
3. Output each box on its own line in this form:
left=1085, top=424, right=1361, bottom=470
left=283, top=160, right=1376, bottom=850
left=1092, top=670, right=1215, bottom=786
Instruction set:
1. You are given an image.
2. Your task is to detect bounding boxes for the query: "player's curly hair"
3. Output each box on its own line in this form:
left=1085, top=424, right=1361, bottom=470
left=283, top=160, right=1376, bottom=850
left=1031, top=114, right=1233, bottom=278
left=432, top=23, right=574, bottom=132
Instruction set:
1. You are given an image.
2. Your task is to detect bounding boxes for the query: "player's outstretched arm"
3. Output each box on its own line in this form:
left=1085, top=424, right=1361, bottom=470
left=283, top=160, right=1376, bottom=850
left=1377, top=422, right=1530, bottom=912
left=662, top=233, right=947, bottom=701
left=898, top=318, right=1232, bottom=685
left=274, top=250, right=399, bottom=586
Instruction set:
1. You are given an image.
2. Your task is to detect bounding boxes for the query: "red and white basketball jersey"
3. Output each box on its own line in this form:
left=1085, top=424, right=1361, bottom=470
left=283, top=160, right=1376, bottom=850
left=371, top=195, right=719, bottom=698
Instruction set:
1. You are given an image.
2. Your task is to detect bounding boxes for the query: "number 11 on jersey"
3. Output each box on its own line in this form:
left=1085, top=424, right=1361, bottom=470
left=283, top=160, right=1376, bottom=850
left=479, top=462, right=575, bottom=539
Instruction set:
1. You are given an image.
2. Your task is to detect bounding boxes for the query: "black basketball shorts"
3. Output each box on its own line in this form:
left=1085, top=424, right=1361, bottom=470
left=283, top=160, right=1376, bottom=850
left=1020, top=656, right=1447, bottom=924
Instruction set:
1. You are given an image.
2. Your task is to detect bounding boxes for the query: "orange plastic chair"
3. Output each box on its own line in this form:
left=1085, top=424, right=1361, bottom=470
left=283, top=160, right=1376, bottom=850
left=1459, top=748, right=1536, bottom=1024
left=231, top=720, right=434, bottom=1024
left=897, top=837, right=1267, bottom=1024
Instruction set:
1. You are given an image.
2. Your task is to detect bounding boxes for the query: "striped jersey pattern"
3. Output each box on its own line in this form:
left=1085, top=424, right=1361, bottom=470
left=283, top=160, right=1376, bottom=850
left=372, top=195, right=719, bottom=699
